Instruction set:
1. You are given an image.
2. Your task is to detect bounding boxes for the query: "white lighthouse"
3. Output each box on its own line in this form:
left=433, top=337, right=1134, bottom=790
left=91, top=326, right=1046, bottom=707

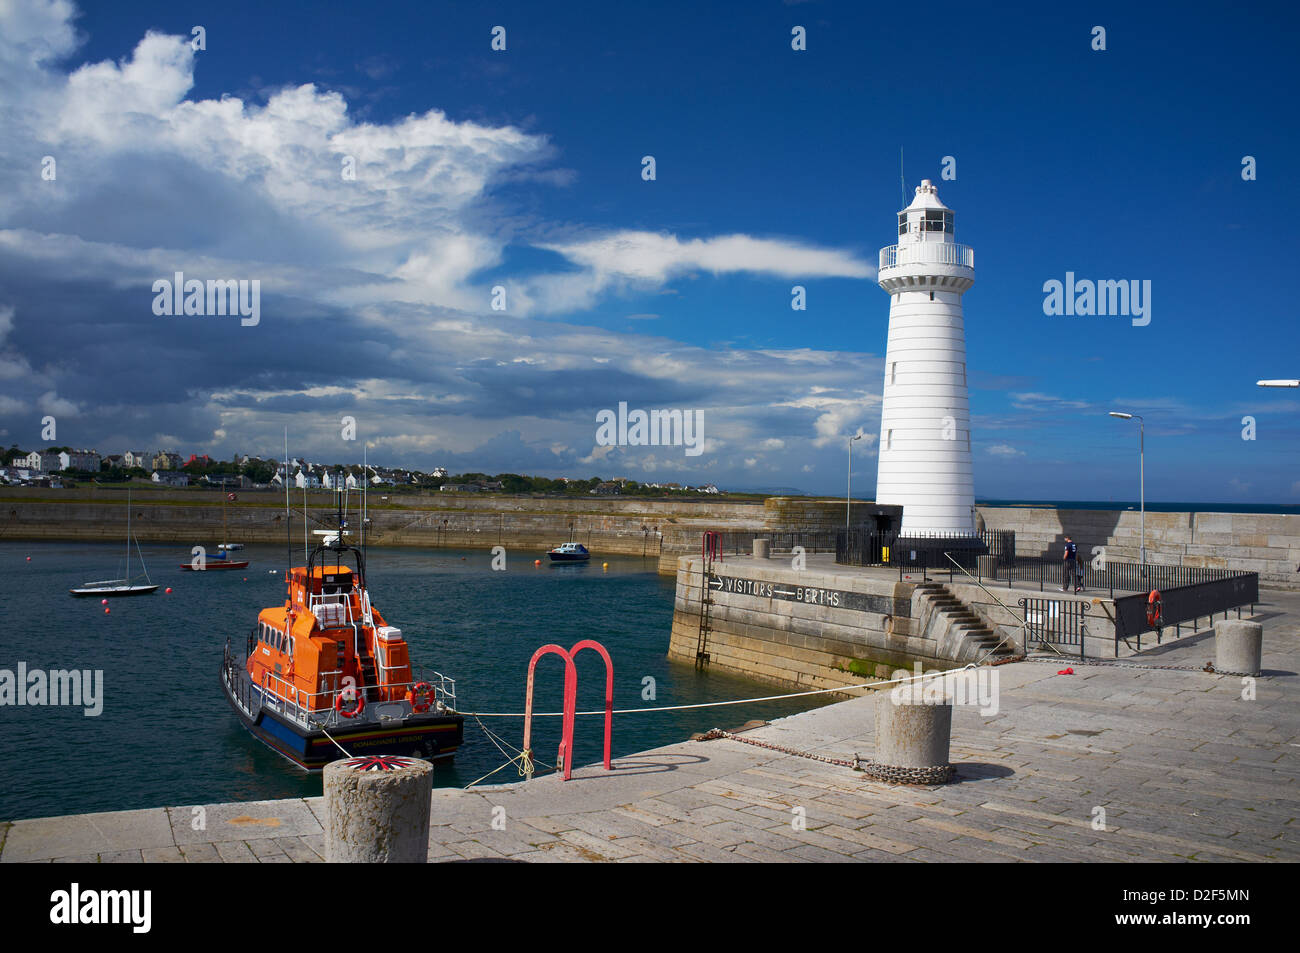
left=875, top=179, right=977, bottom=537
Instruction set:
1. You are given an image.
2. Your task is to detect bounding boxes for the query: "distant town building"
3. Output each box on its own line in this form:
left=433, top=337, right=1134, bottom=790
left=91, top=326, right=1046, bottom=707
left=591, top=481, right=621, bottom=495
left=438, top=483, right=478, bottom=492
left=152, top=470, right=190, bottom=487
left=294, top=469, right=321, bottom=489
left=58, top=450, right=101, bottom=472
left=152, top=451, right=183, bottom=470
left=431, top=467, right=449, bottom=479
left=23, top=450, right=59, bottom=472
left=104, top=454, right=126, bottom=469
left=186, top=454, right=213, bottom=468
left=123, top=450, right=149, bottom=469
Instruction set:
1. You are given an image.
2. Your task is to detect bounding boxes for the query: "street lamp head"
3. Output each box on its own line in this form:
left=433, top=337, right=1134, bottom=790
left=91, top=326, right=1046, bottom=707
left=1108, top=412, right=1133, bottom=419
left=1257, top=379, right=1300, bottom=388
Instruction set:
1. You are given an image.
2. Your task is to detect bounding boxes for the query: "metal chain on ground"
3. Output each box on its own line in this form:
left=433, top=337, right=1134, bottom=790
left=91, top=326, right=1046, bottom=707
left=1023, top=655, right=1259, bottom=677
left=696, top=729, right=954, bottom=786
left=697, top=728, right=856, bottom=767
left=857, top=761, right=955, bottom=785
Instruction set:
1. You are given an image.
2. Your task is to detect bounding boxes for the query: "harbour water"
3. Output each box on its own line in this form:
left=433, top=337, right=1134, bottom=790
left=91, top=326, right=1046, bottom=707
left=0, top=540, right=826, bottom=822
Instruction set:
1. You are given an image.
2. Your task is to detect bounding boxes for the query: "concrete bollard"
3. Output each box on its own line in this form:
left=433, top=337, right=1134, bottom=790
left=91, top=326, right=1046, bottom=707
left=864, top=693, right=954, bottom=784
left=324, top=755, right=432, bottom=863
left=753, top=538, right=771, bottom=559
left=1214, top=620, right=1263, bottom=676
left=977, top=554, right=997, bottom=580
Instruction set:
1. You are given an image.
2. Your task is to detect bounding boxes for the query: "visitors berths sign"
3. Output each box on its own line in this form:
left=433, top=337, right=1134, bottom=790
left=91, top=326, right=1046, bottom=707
left=707, top=573, right=899, bottom=615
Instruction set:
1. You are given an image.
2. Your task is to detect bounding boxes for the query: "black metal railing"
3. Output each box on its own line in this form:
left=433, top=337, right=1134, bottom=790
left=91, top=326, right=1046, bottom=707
left=707, top=530, right=841, bottom=555
left=1113, top=572, right=1259, bottom=652
left=969, top=553, right=1251, bottom=599
left=1018, top=597, right=1090, bottom=659
left=835, top=529, right=1015, bottom=569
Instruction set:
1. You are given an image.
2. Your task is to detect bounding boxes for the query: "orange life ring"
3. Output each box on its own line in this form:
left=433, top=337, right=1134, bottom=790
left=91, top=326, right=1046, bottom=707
left=1146, top=589, right=1162, bottom=628
left=406, top=682, right=433, bottom=713
left=335, top=687, right=365, bottom=719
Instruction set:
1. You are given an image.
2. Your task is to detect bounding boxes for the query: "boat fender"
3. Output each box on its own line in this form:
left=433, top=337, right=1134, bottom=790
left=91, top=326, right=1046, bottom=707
left=335, top=688, right=365, bottom=719
left=406, top=682, right=433, bottom=713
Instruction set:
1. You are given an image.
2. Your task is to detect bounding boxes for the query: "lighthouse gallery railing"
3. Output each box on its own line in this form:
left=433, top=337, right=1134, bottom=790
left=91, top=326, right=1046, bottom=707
left=879, top=242, right=974, bottom=270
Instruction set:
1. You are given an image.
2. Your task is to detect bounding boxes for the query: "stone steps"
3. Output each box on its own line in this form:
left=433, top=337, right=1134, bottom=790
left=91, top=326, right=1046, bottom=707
left=914, top=581, right=1015, bottom=661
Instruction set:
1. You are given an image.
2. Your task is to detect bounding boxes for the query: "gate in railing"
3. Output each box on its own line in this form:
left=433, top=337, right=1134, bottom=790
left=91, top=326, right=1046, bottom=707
left=1018, top=597, right=1090, bottom=659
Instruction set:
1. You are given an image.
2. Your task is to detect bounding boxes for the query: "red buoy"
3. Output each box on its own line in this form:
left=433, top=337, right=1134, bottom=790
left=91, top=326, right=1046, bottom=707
left=165, top=587, right=172, bottom=594
left=104, top=607, right=110, bottom=614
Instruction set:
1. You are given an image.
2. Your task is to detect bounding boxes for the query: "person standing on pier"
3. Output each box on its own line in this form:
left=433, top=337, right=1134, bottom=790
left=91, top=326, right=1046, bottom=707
left=1061, top=536, right=1080, bottom=592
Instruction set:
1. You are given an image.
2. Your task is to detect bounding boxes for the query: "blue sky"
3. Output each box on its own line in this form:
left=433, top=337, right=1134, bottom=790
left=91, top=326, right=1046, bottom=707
left=1, top=0, right=1297, bottom=501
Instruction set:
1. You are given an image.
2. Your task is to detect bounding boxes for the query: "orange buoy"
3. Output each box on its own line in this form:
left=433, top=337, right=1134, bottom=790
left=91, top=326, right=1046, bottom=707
left=534, top=559, right=541, bottom=567
left=104, top=607, right=110, bottom=614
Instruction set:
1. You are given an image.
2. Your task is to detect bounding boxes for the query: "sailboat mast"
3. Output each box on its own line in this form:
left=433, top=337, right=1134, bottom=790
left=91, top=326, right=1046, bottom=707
left=284, top=429, right=292, bottom=575
left=126, top=486, right=131, bottom=576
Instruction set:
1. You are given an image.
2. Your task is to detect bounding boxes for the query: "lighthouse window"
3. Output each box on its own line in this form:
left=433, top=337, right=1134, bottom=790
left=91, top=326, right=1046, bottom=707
left=898, top=213, right=908, bottom=236
left=924, top=211, right=945, bottom=231
left=944, top=212, right=954, bottom=233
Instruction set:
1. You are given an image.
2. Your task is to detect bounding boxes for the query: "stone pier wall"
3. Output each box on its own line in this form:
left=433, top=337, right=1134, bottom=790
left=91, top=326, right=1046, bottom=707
left=976, top=506, right=1300, bottom=589
left=666, top=555, right=992, bottom=692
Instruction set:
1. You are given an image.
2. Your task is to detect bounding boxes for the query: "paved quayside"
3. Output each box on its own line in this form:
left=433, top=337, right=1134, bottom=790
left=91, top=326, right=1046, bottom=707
left=3, top=592, right=1296, bottom=863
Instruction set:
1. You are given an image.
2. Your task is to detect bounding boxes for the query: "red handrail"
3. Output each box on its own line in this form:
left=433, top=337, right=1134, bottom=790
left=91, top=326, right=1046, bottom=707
left=521, top=639, right=614, bottom=781
left=522, top=644, right=577, bottom=779
left=702, top=531, right=720, bottom=561
left=569, top=639, right=614, bottom=771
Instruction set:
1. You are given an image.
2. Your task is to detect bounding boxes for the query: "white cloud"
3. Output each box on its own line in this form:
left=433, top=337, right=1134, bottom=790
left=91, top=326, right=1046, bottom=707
left=986, top=444, right=1024, bottom=457
left=543, top=231, right=874, bottom=283
left=0, top=3, right=883, bottom=493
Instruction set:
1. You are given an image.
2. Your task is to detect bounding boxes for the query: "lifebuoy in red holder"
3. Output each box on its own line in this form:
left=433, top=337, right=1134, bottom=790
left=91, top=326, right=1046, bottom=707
left=1146, top=589, right=1162, bottom=629
left=406, top=682, right=433, bottom=713
left=335, top=687, right=365, bottom=719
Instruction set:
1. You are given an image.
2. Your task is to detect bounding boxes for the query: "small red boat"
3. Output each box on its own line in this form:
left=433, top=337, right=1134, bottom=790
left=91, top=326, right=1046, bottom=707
left=179, top=555, right=249, bottom=571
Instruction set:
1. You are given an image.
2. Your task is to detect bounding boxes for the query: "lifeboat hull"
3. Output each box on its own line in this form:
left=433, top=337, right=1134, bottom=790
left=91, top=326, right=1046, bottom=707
left=221, top=661, right=463, bottom=772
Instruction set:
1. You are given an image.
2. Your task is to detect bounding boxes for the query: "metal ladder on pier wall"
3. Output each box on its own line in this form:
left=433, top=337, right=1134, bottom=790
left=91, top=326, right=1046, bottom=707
left=695, top=532, right=720, bottom=669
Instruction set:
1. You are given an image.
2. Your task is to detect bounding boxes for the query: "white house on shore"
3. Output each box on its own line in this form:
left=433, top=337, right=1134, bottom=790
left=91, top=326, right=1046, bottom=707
left=23, top=450, right=61, bottom=472
left=59, top=450, right=101, bottom=471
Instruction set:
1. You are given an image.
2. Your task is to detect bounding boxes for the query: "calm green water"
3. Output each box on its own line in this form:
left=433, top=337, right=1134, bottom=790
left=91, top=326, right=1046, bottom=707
left=0, top=540, right=824, bottom=821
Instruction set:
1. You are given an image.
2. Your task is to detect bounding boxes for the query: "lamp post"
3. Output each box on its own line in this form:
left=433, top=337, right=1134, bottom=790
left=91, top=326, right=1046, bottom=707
left=1108, top=412, right=1145, bottom=567
left=847, top=432, right=863, bottom=532
left=1257, top=379, right=1299, bottom=387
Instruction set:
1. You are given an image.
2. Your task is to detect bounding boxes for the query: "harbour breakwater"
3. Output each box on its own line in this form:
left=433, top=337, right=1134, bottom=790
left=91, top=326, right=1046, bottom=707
left=2, top=489, right=1296, bottom=587
left=0, top=488, right=824, bottom=567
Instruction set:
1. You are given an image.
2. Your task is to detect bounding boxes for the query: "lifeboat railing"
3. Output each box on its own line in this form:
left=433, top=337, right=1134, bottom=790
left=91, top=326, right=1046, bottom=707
left=307, top=591, right=358, bottom=627
left=253, top=666, right=458, bottom=730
